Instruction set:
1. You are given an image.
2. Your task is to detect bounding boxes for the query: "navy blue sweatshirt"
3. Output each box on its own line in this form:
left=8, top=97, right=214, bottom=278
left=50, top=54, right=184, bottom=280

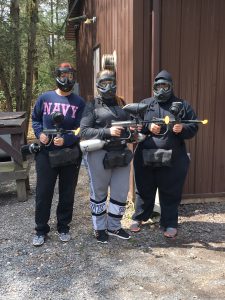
left=32, top=90, right=85, bottom=149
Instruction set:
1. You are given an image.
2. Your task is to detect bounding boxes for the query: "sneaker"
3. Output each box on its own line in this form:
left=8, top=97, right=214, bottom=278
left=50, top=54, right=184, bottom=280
left=94, top=230, right=108, bottom=244
left=59, top=232, right=71, bottom=242
left=107, top=228, right=131, bottom=240
left=32, top=235, right=45, bottom=247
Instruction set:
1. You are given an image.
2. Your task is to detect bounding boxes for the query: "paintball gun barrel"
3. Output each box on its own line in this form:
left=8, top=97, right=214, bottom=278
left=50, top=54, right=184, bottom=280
left=111, top=117, right=170, bottom=127
left=116, top=102, right=208, bottom=126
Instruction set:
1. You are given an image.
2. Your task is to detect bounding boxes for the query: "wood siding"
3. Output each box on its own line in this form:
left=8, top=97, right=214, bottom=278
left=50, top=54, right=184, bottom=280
left=75, top=0, right=152, bottom=103
left=159, top=0, right=225, bottom=197
left=67, top=0, right=225, bottom=199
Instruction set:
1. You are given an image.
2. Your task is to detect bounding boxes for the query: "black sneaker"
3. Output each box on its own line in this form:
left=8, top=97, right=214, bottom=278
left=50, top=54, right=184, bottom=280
left=107, top=228, right=131, bottom=240
left=94, top=230, right=108, bottom=244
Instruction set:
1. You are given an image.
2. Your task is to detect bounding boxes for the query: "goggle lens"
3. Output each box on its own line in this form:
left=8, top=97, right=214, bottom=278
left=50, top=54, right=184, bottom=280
left=99, top=79, right=115, bottom=88
left=59, top=72, right=74, bottom=81
left=154, top=83, right=170, bottom=92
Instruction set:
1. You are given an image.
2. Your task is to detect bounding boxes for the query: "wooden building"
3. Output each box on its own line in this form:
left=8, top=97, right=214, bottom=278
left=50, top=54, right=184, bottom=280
left=65, top=0, right=225, bottom=201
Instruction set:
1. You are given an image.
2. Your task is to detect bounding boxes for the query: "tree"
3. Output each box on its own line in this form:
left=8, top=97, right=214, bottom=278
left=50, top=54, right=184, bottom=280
left=0, top=0, right=75, bottom=135
left=24, top=0, right=38, bottom=132
left=10, top=0, right=23, bottom=111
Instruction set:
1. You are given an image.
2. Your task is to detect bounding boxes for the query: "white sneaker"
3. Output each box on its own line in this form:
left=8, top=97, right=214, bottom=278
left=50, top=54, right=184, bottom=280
left=59, top=232, right=71, bottom=242
left=32, top=235, right=45, bottom=247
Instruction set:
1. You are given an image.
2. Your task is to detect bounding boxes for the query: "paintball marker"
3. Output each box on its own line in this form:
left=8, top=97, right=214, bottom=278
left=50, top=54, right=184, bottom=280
left=42, top=112, right=76, bottom=136
left=21, top=112, right=78, bottom=157
left=79, top=102, right=208, bottom=153
left=111, top=103, right=170, bottom=128
left=111, top=103, right=170, bottom=140
left=80, top=103, right=169, bottom=153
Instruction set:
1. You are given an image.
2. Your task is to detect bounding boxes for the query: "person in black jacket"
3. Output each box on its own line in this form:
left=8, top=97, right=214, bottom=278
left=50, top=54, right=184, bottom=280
left=130, top=70, right=198, bottom=238
left=80, top=69, right=132, bottom=243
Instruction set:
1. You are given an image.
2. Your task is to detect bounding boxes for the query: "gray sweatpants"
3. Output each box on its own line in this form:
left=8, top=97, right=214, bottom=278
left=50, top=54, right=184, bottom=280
left=83, top=149, right=130, bottom=231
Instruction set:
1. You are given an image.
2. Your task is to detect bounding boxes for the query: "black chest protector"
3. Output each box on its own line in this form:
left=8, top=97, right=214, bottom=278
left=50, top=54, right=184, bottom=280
left=93, top=97, right=128, bottom=128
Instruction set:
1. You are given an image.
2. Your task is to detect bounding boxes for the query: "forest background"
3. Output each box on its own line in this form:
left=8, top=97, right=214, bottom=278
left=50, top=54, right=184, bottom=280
left=0, top=0, right=74, bottom=133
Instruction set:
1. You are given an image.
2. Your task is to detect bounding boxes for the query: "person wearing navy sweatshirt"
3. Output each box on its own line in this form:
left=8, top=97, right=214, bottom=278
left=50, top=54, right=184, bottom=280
left=130, top=70, right=198, bottom=238
left=32, top=62, right=85, bottom=246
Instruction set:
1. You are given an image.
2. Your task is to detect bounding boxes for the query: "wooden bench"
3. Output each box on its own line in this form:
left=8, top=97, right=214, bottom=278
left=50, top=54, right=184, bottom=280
left=0, top=161, right=30, bottom=201
left=0, top=112, right=30, bottom=201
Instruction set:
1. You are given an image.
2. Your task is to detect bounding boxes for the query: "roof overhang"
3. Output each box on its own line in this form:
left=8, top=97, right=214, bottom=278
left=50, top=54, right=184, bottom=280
left=65, top=0, right=83, bottom=40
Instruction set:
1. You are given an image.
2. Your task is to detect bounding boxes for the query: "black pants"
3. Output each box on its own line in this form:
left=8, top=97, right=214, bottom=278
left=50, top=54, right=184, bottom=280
left=35, top=150, right=81, bottom=235
left=132, top=147, right=189, bottom=228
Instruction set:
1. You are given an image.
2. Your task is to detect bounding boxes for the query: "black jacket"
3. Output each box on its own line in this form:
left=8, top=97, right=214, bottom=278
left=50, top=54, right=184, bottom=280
left=80, top=97, right=129, bottom=140
left=140, top=95, right=198, bottom=151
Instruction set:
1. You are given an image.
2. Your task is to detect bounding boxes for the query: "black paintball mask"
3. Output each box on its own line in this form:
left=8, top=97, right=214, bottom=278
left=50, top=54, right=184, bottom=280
left=153, top=78, right=173, bottom=102
left=55, top=67, right=76, bottom=92
left=153, top=70, right=173, bottom=103
left=96, top=73, right=117, bottom=100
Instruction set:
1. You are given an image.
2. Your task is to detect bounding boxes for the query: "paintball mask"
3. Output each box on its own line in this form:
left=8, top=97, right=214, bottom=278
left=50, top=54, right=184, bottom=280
left=153, top=79, right=173, bottom=102
left=55, top=66, right=76, bottom=92
left=96, top=72, right=116, bottom=99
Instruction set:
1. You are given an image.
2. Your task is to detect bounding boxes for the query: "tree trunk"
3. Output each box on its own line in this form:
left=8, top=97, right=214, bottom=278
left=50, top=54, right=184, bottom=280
left=0, top=63, right=13, bottom=111
left=24, top=0, right=38, bottom=134
left=50, top=0, right=55, bottom=59
left=10, top=0, right=23, bottom=111
left=56, top=0, right=60, bottom=61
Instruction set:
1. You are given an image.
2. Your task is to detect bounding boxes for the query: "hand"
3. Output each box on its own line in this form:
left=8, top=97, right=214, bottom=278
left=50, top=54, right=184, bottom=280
left=53, top=137, right=64, bottom=146
left=173, top=123, right=183, bottom=134
left=149, top=123, right=161, bottom=135
left=39, top=133, right=49, bottom=145
left=110, top=126, right=123, bottom=137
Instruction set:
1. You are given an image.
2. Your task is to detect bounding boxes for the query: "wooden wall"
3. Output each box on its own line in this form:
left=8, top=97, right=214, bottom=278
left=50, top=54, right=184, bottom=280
left=66, top=0, right=225, bottom=199
left=74, top=0, right=152, bottom=103
left=159, top=0, right=225, bottom=197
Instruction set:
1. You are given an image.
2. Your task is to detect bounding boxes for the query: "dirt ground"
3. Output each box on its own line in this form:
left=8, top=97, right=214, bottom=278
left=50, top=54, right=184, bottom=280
left=1, top=160, right=225, bottom=300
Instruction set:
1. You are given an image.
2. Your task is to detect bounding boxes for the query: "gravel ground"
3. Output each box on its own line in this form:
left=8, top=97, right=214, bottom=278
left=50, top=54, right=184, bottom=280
left=1, top=160, right=225, bottom=300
